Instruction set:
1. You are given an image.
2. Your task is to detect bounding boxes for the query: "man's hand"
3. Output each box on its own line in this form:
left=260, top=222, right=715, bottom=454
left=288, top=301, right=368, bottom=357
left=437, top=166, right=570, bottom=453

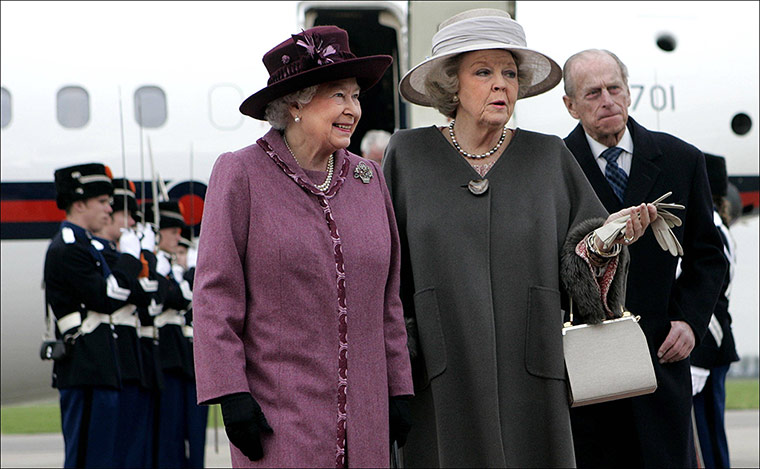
left=657, top=320, right=695, bottom=364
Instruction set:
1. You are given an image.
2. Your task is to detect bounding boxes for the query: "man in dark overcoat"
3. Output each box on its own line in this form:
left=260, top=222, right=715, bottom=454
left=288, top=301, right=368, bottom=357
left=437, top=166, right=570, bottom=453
left=561, top=49, right=727, bottom=467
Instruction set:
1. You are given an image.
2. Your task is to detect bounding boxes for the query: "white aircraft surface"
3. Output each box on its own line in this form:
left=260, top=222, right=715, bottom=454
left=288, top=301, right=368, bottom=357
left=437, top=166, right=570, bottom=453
left=2, top=1, right=758, bottom=405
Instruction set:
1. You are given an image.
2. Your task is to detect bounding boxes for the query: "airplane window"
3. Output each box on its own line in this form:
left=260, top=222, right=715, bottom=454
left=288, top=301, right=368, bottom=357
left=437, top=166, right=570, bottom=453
left=56, top=86, right=90, bottom=128
left=1, top=87, right=10, bottom=128
left=656, top=33, right=677, bottom=52
left=209, top=84, right=244, bottom=130
left=134, top=86, right=167, bottom=128
left=731, top=113, right=752, bottom=136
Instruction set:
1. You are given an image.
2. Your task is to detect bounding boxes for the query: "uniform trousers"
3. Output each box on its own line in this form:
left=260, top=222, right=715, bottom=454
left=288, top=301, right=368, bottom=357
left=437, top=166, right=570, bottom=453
left=157, top=371, right=208, bottom=468
left=60, top=387, right=119, bottom=468
left=693, top=364, right=732, bottom=468
left=115, top=382, right=154, bottom=468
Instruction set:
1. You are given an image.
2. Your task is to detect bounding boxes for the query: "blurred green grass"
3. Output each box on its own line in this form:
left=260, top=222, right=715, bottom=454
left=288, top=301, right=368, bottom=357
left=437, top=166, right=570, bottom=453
left=1, top=401, right=222, bottom=435
left=1, top=380, right=757, bottom=434
left=725, top=378, right=760, bottom=410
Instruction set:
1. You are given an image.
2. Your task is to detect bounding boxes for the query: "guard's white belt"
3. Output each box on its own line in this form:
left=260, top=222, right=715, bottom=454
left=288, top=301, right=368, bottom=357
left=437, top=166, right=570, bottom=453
left=57, top=311, right=112, bottom=335
left=81, top=311, right=112, bottom=335
left=138, top=326, right=156, bottom=338
left=182, top=325, right=193, bottom=338
left=155, top=309, right=185, bottom=328
left=57, top=312, right=82, bottom=335
left=111, top=305, right=138, bottom=328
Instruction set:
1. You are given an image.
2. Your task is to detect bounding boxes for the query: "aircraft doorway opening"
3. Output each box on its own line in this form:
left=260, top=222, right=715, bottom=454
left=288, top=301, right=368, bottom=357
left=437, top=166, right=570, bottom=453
left=303, top=5, right=405, bottom=157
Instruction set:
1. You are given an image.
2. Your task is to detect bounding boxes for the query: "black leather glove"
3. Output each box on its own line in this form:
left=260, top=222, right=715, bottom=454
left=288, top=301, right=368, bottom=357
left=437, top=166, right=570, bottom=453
left=219, top=392, right=273, bottom=461
left=389, top=395, right=412, bottom=448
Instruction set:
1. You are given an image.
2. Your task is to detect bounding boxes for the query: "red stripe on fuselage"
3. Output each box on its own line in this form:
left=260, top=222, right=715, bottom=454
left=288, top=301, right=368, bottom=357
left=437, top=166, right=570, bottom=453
left=0, top=200, right=65, bottom=223
left=740, top=191, right=759, bottom=209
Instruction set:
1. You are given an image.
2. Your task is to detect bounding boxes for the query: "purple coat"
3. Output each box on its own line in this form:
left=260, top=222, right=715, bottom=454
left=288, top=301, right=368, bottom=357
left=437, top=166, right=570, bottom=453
left=193, top=128, right=413, bottom=468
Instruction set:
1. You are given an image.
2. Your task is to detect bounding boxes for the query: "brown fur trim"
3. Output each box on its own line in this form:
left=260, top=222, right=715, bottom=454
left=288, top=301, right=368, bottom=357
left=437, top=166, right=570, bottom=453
left=561, top=218, right=629, bottom=324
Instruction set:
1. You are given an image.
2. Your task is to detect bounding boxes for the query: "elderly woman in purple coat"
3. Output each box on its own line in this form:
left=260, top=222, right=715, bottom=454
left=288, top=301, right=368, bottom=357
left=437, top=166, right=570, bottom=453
left=192, top=25, right=413, bottom=468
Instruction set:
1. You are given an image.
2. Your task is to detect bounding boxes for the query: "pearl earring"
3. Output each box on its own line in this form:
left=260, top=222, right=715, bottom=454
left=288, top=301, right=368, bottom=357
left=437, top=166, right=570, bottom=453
left=452, top=94, right=459, bottom=103
left=294, top=116, right=301, bottom=123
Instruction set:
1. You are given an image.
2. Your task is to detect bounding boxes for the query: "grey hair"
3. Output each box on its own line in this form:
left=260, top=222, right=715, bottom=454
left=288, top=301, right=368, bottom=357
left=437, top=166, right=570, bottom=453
left=563, top=49, right=629, bottom=97
left=264, top=85, right=319, bottom=130
left=425, top=50, right=528, bottom=118
left=424, top=54, right=466, bottom=119
left=360, top=129, right=392, bottom=155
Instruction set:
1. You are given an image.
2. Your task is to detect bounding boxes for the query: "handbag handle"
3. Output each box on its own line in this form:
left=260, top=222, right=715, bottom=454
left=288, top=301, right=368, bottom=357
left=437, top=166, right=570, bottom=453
left=564, top=298, right=637, bottom=328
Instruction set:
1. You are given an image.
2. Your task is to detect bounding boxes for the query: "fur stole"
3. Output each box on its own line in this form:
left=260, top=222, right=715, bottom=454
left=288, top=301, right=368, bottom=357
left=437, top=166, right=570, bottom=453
left=561, top=217, right=630, bottom=324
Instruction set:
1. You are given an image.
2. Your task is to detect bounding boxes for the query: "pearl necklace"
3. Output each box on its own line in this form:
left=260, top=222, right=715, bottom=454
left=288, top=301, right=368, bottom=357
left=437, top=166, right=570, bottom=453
left=448, top=120, right=508, bottom=159
left=284, top=136, right=334, bottom=192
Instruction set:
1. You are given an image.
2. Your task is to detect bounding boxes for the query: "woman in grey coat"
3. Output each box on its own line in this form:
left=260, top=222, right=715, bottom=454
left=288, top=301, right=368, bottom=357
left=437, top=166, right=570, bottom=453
left=384, top=9, right=657, bottom=467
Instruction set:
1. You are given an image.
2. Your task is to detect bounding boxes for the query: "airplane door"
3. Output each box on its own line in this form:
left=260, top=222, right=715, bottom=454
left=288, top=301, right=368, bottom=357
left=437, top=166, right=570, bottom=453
left=407, top=1, right=514, bottom=128
left=300, top=2, right=406, bottom=155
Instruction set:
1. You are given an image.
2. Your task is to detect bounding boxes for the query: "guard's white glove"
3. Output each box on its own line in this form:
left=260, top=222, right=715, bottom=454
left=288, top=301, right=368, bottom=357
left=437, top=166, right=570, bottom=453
left=186, top=247, right=198, bottom=270
left=136, top=222, right=156, bottom=253
left=156, top=252, right=172, bottom=277
left=690, top=366, right=710, bottom=396
left=119, top=228, right=141, bottom=259
left=172, top=264, right=185, bottom=282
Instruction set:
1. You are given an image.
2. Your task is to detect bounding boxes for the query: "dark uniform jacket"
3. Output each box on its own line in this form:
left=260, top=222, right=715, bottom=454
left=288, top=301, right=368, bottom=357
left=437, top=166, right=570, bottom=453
left=690, top=211, right=740, bottom=369
left=155, top=250, right=194, bottom=378
left=94, top=236, right=164, bottom=387
left=44, top=222, right=144, bottom=389
left=564, top=117, right=727, bottom=467
left=182, top=266, right=196, bottom=379
left=136, top=250, right=167, bottom=391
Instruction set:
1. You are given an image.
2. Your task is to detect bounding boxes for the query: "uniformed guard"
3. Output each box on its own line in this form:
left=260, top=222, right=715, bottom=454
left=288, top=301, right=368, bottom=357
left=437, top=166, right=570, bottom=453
left=146, top=201, right=199, bottom=468
left=44, top=163, right=144, bottom=468
left=91, top=177, right=162, bottom=467
left=173, top=225, right=209, bottom=468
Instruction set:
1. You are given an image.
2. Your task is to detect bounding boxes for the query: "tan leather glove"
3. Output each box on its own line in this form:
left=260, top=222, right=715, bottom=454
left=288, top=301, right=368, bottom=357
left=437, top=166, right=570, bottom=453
left=650, top=193, right=685, bottom=256
left=593, top=192, right=685, bottom=256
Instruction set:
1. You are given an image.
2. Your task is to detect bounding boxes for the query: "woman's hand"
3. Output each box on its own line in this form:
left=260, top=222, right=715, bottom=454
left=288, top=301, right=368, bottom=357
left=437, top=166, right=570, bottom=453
left=389, top=395, right=412, bottom=447
left=219, top=392, right=273, bottom=461
left=597, top=203, right=658, bottom=252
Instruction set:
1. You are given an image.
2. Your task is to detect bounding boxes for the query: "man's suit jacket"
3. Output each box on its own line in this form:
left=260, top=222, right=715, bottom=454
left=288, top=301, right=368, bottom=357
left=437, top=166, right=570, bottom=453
left=564, top=117, right=727, bottom=467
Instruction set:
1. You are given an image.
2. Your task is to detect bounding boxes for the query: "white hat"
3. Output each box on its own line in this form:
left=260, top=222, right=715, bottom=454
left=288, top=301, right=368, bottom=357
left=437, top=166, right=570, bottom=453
left=400, top=8, right=562, bottom=105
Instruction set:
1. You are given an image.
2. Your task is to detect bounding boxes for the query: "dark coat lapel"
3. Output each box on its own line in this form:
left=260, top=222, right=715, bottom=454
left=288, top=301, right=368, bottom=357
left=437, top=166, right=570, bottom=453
left=565, top=118, right=665, bottom=210
left=624, top=117, right=662, bottom=206
left=564, top=123, right=622, bottom=212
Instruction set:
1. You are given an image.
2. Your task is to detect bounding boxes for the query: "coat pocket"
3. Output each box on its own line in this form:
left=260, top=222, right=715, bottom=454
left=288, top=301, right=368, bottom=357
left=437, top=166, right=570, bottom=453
left=413, top=288, right=447, bottom=388
left=525, top=286, right=566, bottom=380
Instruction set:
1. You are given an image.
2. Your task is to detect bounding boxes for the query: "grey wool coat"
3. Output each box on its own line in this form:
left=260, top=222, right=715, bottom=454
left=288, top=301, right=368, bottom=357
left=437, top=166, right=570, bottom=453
left=383, top=126, right=628, bottom=468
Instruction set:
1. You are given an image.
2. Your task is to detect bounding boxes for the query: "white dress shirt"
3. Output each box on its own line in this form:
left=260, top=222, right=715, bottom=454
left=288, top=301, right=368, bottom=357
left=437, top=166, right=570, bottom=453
left=585, top=128, right=634, bottom=176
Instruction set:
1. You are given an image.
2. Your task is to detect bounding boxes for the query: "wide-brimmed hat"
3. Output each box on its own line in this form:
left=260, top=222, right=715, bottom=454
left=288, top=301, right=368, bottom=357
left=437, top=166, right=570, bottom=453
left=400, top=8, right=562, bottom=106
left=240, top=25, right=392, bottom=120
left=54, top=163, right=114, bottom=209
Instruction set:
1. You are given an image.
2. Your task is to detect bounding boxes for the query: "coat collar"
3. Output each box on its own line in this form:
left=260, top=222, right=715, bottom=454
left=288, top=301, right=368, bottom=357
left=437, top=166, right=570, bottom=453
left=624, top=117, right=662, bottom=207
left=257, top=127, right=350, bottom=199
left=565, top=117, right=662, bottom=211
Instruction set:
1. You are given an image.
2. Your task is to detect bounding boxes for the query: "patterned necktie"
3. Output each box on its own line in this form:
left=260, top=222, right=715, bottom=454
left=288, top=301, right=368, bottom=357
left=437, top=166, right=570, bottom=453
left=601, top=146, right=628, bottom=202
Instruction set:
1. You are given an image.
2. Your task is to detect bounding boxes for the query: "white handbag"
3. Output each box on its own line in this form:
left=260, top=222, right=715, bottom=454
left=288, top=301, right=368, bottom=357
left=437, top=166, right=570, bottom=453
left=562, top=299, right=657, bottom=407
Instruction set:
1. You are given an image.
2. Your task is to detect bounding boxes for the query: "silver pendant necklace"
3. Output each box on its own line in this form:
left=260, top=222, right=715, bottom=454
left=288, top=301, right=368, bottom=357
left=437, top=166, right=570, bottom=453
left=448, top=119, right=508, bottom=159
left=284, top=136, right=334, bottom=192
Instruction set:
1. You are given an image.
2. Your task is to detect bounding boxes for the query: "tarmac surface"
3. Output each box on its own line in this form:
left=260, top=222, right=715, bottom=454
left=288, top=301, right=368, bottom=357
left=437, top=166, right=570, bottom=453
left=1, top=409, right=758, bottom=468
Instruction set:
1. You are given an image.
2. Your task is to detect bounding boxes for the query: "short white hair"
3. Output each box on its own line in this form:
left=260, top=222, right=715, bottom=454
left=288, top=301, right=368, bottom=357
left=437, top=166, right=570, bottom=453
left=360, top=129, right=392, bottom=155
left=263, top=85, right=319, bottom=130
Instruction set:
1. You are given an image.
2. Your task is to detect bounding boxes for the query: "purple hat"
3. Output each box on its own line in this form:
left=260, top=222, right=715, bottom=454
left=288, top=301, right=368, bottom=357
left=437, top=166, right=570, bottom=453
left=240, top=25, right=392, bottom=120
